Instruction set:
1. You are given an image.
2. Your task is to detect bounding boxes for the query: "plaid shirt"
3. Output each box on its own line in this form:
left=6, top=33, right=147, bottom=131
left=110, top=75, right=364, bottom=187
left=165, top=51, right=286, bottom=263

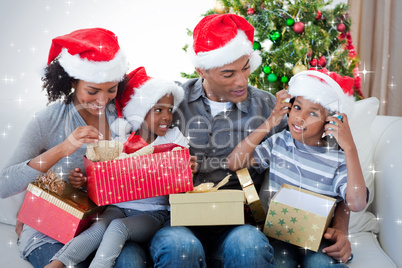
left=171, top=78, right=287, bottom=189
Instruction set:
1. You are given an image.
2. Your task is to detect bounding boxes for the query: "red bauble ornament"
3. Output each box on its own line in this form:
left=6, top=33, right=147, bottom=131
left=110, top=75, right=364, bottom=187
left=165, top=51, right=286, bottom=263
left=318, top=56, right=327, bottom=67
left=306, top=48, right=313, bottom=57
left=337, top=23, right=346, bottom=32
left=247, top=8, right=255, bottom=15
left=310, top=58, right=318, bottom=67
left=293, top=22, right=305, bottom=34
left=316, top=10, right=322, bottom=20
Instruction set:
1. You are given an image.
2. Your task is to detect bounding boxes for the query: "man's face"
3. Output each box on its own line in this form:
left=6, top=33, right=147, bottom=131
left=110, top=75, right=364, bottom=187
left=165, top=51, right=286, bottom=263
left=196, top=55, right=251, bottom=103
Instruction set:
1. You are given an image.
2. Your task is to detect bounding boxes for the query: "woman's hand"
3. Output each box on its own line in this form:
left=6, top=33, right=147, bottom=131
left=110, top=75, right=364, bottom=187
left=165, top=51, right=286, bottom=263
left=62, top=126, right=103, bottom=156
left=27, top=126, right=103, bottom=173
left=15, top=220, right=24, bottom=238
left=68, top=168, right=86, bottom=188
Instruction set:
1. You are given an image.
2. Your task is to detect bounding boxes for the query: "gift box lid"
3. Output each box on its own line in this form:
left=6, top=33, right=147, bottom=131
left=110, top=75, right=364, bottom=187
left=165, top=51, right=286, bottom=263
left=169, top=190, right=245, bottom=204
left=27, top=183, right=101, bottom=219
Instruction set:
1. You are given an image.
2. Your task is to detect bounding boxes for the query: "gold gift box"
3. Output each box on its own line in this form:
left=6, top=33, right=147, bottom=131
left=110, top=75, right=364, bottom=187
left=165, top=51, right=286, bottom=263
left=169, top=190, right=245, bottom=226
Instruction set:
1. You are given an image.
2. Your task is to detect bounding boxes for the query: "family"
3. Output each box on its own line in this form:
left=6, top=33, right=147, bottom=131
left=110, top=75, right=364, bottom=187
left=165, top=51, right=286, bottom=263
left=0, top=13, right=367, bottom=268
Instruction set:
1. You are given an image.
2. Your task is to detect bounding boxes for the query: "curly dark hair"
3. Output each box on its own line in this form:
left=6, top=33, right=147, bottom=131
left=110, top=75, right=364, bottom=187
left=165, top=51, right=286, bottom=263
left=41, top=59, right=128, bottom=105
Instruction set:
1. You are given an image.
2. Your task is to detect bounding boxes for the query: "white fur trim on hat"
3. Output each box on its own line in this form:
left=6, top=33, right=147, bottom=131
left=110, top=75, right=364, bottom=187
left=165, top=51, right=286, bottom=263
left=58, top=48, right=127, bottom=83
left=288, top=70, right=355, bottom=116
left=110, top=117, right=132, bottom=142
left=189, top=30, right=261, bottom=72
left=122, top=79, right=184, bottom=132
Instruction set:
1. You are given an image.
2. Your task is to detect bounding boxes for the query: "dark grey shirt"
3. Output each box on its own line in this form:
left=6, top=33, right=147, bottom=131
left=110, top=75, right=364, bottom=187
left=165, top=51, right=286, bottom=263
left=172, top=78, right=287, bottom=189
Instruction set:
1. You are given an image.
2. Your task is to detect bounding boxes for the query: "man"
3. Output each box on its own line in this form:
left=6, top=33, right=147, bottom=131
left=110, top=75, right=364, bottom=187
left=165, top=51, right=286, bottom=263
left=149, top=14, right=352, bottom=267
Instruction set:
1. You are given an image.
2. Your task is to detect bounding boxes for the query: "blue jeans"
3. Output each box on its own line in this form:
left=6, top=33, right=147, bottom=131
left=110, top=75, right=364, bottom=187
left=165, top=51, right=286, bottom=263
left=27, top=242, right=89, bottom=268
left=27, top=241, right=147, bottom=268
left=114, top=241, right=148, bottom=268
left=272, top=238, right=349, bottom=268
left=149, top=225, right=275, bottom=268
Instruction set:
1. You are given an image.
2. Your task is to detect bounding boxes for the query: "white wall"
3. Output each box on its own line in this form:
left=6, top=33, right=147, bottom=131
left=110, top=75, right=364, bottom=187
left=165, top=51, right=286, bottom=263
left=0, top=0, right=214, bottom=170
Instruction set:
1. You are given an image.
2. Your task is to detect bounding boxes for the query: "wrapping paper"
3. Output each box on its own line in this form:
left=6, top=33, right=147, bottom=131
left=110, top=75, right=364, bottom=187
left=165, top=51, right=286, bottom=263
left=18, top=183, right=103, bottom=244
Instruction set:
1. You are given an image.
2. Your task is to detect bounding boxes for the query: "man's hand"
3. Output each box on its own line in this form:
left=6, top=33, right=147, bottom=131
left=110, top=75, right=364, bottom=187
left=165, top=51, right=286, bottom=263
left=322, top=227, right=352, bottom=264
left=189, top=155, right=198, bottom=174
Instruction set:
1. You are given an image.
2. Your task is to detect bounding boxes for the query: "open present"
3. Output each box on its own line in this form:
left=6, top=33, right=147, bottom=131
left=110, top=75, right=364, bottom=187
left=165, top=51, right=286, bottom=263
left=263, top=184, right=336, bottom=252
left=84, top=141, right=193, bottom=206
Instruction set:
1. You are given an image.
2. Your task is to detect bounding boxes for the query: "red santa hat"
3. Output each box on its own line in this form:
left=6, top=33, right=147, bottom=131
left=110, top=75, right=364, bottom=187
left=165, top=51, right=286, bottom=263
left=189, top=14, right=261, bottom=72
left=47, top=28, right=127, bottom=83
left=112, top=67, right=184, bottom=139
left=288, top=68, right=356, bottom=116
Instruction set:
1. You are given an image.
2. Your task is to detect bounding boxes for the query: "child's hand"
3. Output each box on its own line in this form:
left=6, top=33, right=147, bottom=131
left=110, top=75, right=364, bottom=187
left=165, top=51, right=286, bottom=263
left=322, top=227, right=352, bottom=263
left=68, top=167, right=87, bottom=188
left=267, top=90, right=292, bottom=127
left=324, top=113, right=355, bottom=151
left=190, top=155, right=198, bottom=174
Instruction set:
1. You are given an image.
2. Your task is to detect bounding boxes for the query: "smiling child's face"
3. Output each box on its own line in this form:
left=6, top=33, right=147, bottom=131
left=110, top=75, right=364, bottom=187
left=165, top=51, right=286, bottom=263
left=288, top=96, right=328, bottom=146
left=139, top=94, right=174, bottom=144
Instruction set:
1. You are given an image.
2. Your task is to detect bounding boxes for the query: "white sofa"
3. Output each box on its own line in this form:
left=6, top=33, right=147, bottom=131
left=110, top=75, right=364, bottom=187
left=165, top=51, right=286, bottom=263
left=0, top=98, right=401, bottom=267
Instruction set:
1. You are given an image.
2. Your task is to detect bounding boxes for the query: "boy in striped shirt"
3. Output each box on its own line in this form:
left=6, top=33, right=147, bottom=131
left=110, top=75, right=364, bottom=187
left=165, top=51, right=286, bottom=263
left=227, top=68, right=367, bottom=267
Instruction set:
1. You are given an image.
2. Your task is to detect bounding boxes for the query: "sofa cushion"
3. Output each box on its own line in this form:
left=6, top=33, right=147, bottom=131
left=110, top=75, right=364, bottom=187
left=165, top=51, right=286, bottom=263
left=348, top=97, right=380, bottom=234
left=347, top=231, right=396, bottom=268
left=0, top=191, right=26, bottom=226
left=0, top=223, right=33, bottom=267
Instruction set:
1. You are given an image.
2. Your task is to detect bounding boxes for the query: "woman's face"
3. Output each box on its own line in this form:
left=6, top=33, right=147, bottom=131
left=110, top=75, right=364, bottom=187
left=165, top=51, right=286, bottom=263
left=72, top=80, right=118, bottom=117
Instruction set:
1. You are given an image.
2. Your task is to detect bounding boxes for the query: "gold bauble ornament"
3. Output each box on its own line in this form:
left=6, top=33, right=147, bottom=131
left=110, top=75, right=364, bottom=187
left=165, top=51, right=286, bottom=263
left=215, top=1, right=227, bottom=14
left=292, top=64, right=307, bottom=75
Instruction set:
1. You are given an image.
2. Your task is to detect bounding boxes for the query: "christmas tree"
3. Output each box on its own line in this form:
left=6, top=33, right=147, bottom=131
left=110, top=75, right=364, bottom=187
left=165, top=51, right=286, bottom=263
left=181, top=0, right=364, bottom=99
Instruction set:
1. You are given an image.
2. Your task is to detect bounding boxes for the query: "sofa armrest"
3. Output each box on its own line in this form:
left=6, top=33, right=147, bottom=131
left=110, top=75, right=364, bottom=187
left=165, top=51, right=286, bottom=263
left=371, top=115, right=402, bottom=267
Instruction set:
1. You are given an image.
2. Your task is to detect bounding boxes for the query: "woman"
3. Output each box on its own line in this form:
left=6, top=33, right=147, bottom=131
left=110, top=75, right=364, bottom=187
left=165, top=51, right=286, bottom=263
left=0, top=28, right=145, bottom=268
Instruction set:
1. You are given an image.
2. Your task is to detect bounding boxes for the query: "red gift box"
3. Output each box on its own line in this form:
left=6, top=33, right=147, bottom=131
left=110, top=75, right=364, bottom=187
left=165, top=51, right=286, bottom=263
left=84, top=143, right=193, bottom=206
left=18, top=183, right=104, bottom=244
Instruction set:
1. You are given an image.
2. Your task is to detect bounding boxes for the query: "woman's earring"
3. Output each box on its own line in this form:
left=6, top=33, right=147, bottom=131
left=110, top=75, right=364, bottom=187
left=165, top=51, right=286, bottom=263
left=71, top=87, right=75, bottom=92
